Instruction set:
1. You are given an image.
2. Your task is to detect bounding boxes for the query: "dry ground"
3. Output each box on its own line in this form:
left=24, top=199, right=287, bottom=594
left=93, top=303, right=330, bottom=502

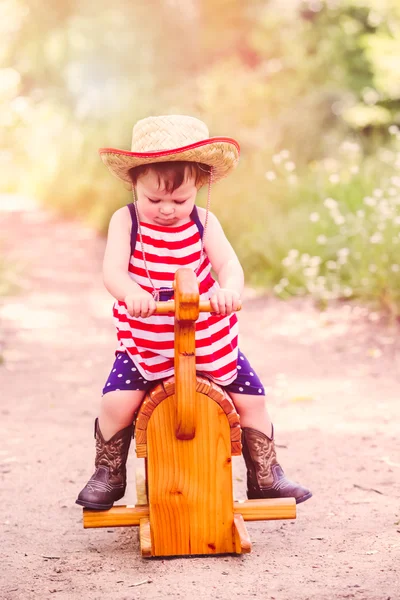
left=1, top=203, right=399, bottom=600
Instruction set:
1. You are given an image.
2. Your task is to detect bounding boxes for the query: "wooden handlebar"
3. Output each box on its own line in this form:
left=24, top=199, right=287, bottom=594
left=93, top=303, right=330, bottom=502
left=154, top=300, right=241, bottom=314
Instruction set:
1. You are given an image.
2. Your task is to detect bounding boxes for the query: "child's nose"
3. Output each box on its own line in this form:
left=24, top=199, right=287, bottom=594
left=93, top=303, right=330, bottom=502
left=160, top=205, right=174, bottom=215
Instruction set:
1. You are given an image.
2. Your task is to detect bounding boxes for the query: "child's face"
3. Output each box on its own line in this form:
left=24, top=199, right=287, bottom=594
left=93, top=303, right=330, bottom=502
left=136, top=169, right=197, bottom=226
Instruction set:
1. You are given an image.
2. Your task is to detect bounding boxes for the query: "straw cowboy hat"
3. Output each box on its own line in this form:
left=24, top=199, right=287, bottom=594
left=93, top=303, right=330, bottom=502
left=99, top=115, right=240, bottom=187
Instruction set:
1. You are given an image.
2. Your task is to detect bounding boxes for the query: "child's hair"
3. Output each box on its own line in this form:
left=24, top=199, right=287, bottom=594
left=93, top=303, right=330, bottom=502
left=128, top=161, right=211, bottom=193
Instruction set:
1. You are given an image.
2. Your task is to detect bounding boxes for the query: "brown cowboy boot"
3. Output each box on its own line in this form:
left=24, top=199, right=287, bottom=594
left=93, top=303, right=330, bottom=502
left=76, top=418, right=133, bottom=510
left=241, top=426, right=312, bottom=504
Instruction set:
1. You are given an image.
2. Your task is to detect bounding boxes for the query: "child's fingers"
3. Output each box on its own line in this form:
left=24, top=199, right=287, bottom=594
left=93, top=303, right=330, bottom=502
left=143, top=298, right=157, bottom=318
left=125, top=296, right=135, bottom=316
left=216, top=290, right=228, bottom=315
left=232, top=294, right=241, bottom=311
left=210, top=294, right=220, bottom=314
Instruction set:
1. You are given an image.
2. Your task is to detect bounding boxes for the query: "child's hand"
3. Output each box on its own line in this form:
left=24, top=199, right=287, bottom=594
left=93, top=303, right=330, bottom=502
left=124, top=290, right=156, bottom=318
left=210, top=288, right=241, bottom=316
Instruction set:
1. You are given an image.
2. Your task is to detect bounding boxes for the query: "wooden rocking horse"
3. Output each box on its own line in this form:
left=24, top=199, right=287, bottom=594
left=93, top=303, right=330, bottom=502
left=81, top=268, right=296, bottom=556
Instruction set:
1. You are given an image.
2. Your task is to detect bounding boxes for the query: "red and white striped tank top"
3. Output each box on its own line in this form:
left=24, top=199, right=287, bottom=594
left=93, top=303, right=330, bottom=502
left=113, top=206, right=239, bottom=385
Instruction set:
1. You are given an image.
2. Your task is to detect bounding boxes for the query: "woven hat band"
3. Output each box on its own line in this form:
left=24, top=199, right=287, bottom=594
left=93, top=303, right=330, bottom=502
left=131, top=115, right=209, bottom=153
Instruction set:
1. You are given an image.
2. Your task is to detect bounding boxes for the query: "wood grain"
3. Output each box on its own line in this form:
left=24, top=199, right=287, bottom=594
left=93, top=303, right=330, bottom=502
left=82, top=498, right=297, bottom=529
left=146, top=393, right=236, bottom=556
left=139, top=518, right=152, bottom=557
left=173, top=269, right=199, bottom=441
left=233, top=513, right=251, bottom=554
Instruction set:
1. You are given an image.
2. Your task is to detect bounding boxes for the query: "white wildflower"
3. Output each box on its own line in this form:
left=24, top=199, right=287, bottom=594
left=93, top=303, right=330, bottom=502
left=282, top=256, right=293, bottom=267
left=288, top=249, right=299, bottom=259
left=280, top=149, right=290, bottom=159
left=380, top=149, right=395, bottom=163
left=388, top=188, right=398, bottom=196
left=394, top=216, right=400, bottom=225
left=373, top=188, right=384, bottom=198
left=327, top=260, right=337, bottom=270
left=300, top=253, right=310, bottom=266
left=329, top=174, right=340, bottom=184
left=265, top=170, right=276, bottom=181
left=356, top=210, right=365, bottom=218
left=284, top=161, right=296, bottom=172
left=317, top=234, right=327, bottom=245
left=389, top=125, right=399, bottom=135
left=309, top=256, right=322, bottom=267
left=391, top=264, right=400, bottom=272
left=369, top=264, right=377, bottom=273
left=364, top=196, right=376, bottom=207
left=390, top=176, right=400, bottom=187
left=309, top=212, right=320, bottom=222
left=272, top=154, right=282, bottom=165
left=337, top=248, right=350, bottom=258
left=304, top=267, right=318, bottom=278
left=362, top=87, right=379, bottom=105
left=324, top=197, right=337, bottom=209
left=334, top=215, right=345, bottom=225
left=341, top=140, right=360, bottom=154
left=361, top=278, right=369, bottom=286
left=274, top=284, right=283, bottom=294
left=280, top=277, right=289, bottom=286
left=350, top=165, right=359, bottom=174
left=370, top=232, right=383, bottom=244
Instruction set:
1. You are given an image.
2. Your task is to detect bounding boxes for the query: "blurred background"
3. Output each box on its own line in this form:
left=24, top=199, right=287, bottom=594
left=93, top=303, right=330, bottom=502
left=2, top=0, right=400, bottom=312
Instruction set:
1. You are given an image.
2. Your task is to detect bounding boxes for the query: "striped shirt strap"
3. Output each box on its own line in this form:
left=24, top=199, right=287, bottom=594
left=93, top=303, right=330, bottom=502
left=127, top=203, right=139, bottom=255
left=190, top=205, right=204, bottom=238
left=127, top=203, right=203, bottom=255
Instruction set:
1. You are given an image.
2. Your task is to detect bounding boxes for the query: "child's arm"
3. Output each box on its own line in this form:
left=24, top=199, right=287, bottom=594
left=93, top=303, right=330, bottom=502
left=103, top=207, right=156, bottom=317
left=198, top=208, right=244, bottom=315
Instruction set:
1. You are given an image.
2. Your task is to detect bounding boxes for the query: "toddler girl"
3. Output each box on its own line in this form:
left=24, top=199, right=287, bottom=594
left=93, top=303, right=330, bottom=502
left=76, top=115, right=312, bottom=510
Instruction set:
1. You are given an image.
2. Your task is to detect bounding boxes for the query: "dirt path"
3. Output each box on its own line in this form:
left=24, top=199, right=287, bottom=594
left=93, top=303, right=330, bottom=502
left=1, top=204, right=399, bottom=600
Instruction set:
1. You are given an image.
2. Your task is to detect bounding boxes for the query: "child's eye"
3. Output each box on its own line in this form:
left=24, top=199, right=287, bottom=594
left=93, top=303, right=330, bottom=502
left=174, top=200, right=187, bottom=205
left=148, top=198, right=160, bottom=204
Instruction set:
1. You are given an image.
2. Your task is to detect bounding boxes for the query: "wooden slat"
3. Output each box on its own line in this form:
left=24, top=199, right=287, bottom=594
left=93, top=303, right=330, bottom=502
left=162, top=377, right=175, bottom=397
left=82, top=497, right=296, bottom=529
left=139, top=518, right=153, bottom=557
left=233, top=513, right=251, bottom=554
left=230, top=425, right=241, bottom=442
left=231, top=440, right=242, bottom=456
left=135, top=429, right=147, bottom=445
left=135, top=443, right=147, bottom=458
left=82, top=504, right=149, bottom=528
left=135, top=465, right=148, bottom=506
left=147, top=393, right=236, bottom=556
left=174, top=269, right=199, bottom=441
left=155, top=300, right=241, bottom=314
left=234, top=498, right=296, bottom=521
left=149, top=383, right=167, bottom=403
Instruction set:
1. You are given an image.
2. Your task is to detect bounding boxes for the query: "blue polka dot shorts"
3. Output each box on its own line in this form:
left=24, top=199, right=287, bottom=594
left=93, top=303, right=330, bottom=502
left=103, top=350, right=265, bottom=396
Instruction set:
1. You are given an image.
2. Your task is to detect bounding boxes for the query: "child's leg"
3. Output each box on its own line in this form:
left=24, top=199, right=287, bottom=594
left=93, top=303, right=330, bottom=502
left=76, top=388, right=146, bottom=510
left=228, top=391, right=272, bottom=438
left=228, top=390, right=312, bottom=504
left=224, top=350, right=312, bottom=504
left=99, top=389, right=145, bottom=440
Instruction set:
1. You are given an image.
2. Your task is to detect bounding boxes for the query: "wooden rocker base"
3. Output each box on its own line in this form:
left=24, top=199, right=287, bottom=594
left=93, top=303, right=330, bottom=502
left=83, top=498, right=296, bottom=557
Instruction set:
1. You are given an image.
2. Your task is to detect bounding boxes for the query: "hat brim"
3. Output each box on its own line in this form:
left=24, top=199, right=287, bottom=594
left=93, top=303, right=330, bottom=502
left=99, top=137, right=240, bottom=188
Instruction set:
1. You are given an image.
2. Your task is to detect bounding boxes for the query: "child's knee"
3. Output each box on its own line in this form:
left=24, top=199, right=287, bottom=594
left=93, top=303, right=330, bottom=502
left=100, top=389, right=145, bottom=420
left=228, top=391, right=267, bottom=412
